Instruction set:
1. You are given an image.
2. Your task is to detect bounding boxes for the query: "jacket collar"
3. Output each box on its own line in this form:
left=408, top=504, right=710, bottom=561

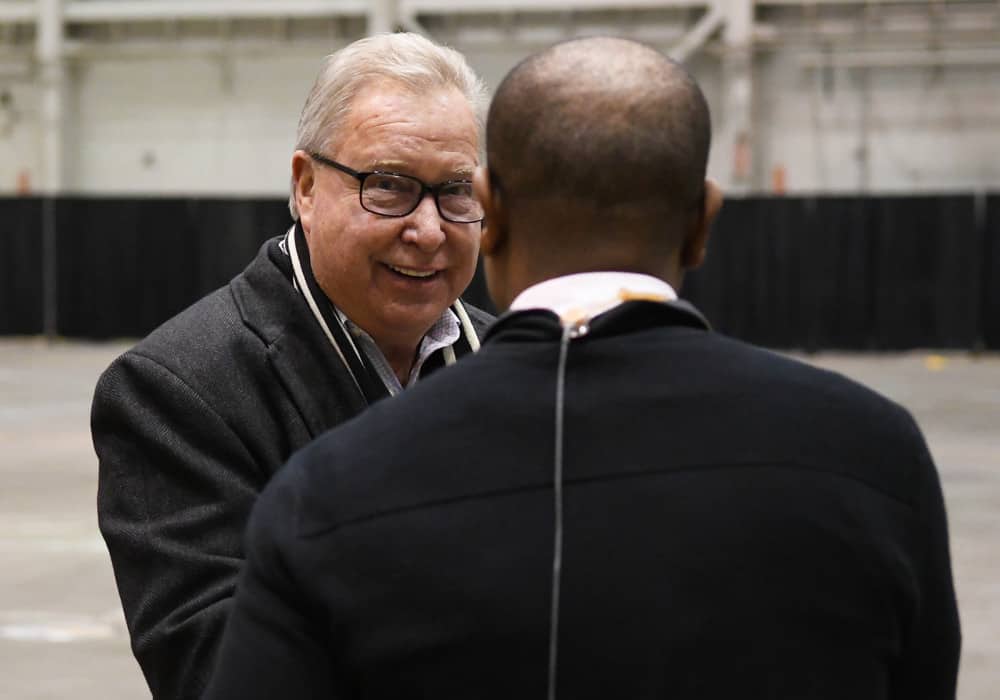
left=231, top=236, right=368, bottom=438
left=484, top=298, right=710, bottom=346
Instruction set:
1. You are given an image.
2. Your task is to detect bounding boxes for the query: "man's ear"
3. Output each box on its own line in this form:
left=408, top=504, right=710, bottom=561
left=473, top=166, right=507, bottom=256
left=291, top=150, right=317, bottom=232
left=681, top=178, right=723, bottom=270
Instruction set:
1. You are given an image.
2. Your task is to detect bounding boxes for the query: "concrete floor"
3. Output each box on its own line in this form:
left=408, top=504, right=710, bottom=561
left=0, top=338, right=997, bottom=699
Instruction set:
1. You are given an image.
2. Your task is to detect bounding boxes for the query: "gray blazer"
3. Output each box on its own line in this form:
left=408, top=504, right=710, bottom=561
left=92, top=236, right=493, bottom=700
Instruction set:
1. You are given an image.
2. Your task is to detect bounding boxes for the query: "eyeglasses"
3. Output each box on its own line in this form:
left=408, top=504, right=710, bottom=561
left=308, top=152, right=484, bottom=224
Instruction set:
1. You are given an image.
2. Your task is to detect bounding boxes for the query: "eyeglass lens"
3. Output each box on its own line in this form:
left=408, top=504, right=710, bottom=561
left=361, top=173, right=483, bottom=223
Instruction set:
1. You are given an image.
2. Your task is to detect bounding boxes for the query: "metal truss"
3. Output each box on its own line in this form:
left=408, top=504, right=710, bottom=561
left=1, top=2, right=997, bottom=61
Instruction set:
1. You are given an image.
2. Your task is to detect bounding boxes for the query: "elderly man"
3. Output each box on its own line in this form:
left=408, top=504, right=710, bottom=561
left=204, top=37, right=960, bottom=700
left=92, top=33, right=493, bottom=699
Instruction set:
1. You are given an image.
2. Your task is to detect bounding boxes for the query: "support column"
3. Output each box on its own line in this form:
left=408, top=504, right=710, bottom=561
left=37, top=0, right=64, bottom=193
left=717, top=0, right=754, bottom=193
left=36, top=0, right=64, bottom=337
left=669, top=2, right=725, bottom=64
left=368, top=0, right=398, bottom=35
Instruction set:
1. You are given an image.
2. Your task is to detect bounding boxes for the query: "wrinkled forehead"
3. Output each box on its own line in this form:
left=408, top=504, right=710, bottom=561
left=334, top=82, right=481, bottom=179
left=332, top=79, right=480, bottom=143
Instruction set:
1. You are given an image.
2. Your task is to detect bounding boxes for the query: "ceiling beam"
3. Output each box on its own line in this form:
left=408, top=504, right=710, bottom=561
left=63, top=1, right=366, bottom=24
left=670, top=3, right=725, bottom=61
left=403, top=0, right=707, bottom=14
left=0, top=1, right=35, bottom=23
left=801, top=46, right=1000, bottom=68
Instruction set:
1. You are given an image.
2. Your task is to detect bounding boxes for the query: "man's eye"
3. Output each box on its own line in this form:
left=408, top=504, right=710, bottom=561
left=443, top=182, right=474, bottom=198
left=370, top=176, right=402, bottom=191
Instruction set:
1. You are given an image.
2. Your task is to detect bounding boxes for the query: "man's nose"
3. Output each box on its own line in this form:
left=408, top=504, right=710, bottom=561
left=401, top=194, right=446, bottom=251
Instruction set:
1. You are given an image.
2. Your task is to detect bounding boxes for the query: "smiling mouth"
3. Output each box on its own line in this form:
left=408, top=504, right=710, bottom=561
left=386, top=263, right=439, bottom=279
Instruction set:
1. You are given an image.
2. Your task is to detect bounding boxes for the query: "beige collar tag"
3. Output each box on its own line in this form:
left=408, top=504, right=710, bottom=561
left=617, top=289, right=670, bottom=304
left=558, top=288, right=671, bottom=327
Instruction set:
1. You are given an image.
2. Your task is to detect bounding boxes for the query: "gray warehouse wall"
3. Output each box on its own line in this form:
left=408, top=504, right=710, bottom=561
left=1, top=42, right=999, bottom=196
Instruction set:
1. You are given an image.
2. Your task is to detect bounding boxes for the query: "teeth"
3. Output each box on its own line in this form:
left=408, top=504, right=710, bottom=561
left=388, top=264, right=436, bottom=278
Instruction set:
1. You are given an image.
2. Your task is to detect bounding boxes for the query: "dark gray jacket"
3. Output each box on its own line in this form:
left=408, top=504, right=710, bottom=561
left=92, top=236, right=493, bottom=699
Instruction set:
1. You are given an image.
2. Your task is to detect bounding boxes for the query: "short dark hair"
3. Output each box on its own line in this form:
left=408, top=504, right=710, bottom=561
left=487, top=37, right=711, bottom=231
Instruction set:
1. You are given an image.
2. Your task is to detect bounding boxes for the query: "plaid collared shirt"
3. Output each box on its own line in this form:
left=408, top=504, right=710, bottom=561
left=340, top=309, right=460, bottom=396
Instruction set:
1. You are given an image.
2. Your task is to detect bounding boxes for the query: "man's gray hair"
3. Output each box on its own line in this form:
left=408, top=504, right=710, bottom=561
left=289, top=32, right=488, bottom=220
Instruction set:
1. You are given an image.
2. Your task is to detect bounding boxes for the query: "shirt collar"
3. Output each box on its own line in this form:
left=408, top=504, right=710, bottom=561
left=338, top=307, right=460, bottom=395
left=283, top=225, right=465, bottom=399
left=509, top=272, right=678, bottom=324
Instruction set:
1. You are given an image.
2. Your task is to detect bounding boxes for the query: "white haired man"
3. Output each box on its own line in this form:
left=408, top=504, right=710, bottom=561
left=92, top=33, right=493, bottom=700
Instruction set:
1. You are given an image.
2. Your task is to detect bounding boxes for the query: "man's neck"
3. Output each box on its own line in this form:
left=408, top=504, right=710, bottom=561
left=376, top=339, right=419, bottom=386
left=332, top=304, right=461, bottom=392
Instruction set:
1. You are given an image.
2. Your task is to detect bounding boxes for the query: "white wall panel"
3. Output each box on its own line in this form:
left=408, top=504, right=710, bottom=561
left=754, top=54, right=869, bottom=192
left=67, top=53, right=324, bottom=194
left=861, top=65, right=1000, bottom=192
left=0, top=82, right=40, bottom=192
left=749, top=52, right=1000, bottom=193
left=1, top=37, right=999, bottom=196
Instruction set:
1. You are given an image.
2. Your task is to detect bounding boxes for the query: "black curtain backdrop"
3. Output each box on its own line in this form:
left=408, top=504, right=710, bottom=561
left=683, top=194, right=987, bottom=350
left=871, top=196, right=980, bottom=349
left=0, top=197, right=44, bottom=335
left=1, top=194, right=996, bottom=348
left=683, top=197, right=812, bottom=349
left=984, top=194, right=1000, bottom=349
left=53, top=197, right=288, bottom=338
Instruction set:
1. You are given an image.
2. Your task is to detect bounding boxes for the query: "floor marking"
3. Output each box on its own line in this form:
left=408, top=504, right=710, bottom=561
left=0, top=611, right=121, bottom=643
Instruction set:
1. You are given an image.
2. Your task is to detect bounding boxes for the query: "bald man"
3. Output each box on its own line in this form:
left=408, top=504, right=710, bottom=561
left=205, top=38, right=960, bottom=700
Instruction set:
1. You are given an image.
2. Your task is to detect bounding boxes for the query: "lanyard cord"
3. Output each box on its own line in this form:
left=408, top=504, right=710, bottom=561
left=548, top=318, right=588, bottom=700
left=453, top=299, right=482, bottom=352
left=287, top=224, right=367, bottom=398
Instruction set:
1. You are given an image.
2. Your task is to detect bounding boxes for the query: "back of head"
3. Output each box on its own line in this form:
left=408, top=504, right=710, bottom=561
left=289, top=32, right=488, bottom=219
left=486, top=37, right=711, bottom=254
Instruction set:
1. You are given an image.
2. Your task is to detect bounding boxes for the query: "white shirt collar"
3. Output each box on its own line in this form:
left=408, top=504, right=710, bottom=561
left=336, top=307, right=460, bottom=395
left=509, top=272, right=678, bottom=324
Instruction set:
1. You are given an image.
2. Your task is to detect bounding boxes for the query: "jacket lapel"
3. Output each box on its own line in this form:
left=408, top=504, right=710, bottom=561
left=267, top=330, right=368, bottom=439
left=232, top=237, right=369, bottom=440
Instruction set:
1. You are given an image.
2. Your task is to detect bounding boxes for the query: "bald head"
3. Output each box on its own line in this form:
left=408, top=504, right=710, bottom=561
left=487, top=37, right=710, bottom=241
left=477, top=37, right=721, bottom=309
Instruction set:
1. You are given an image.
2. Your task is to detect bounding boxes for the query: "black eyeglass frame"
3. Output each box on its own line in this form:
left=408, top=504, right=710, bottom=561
left=308, top=152, right=483, bottom=224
